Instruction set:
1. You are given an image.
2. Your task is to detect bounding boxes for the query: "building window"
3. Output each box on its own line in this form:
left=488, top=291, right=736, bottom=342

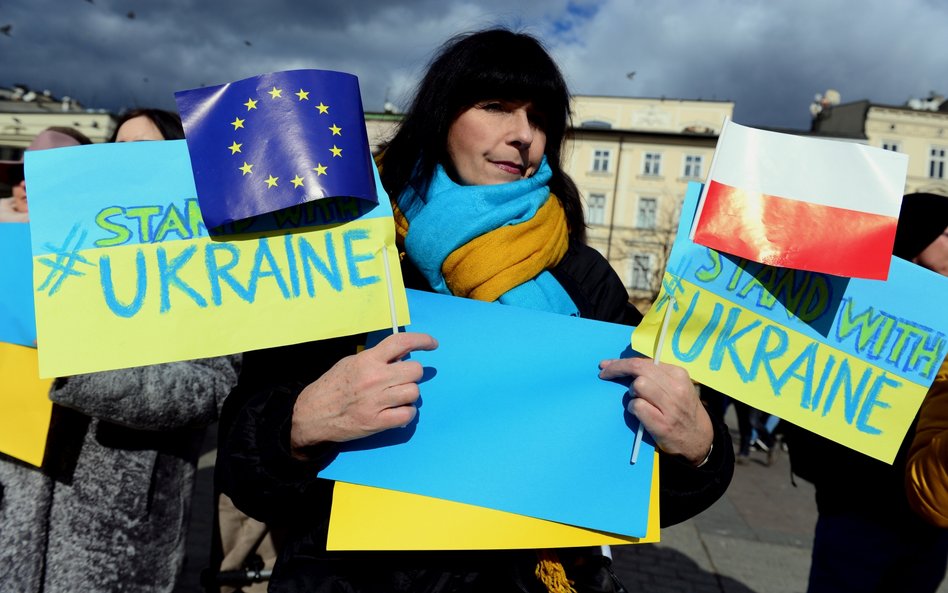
left=637, top=197, right=657, bottom=229
left=643, top=152, right=662, bottom=176
left=882, top=140, right=900, bottom=152
left=630, top=254, right=654, bottom=291
left=592, top=149, right=611, bottom=172
left=586, top=193, right=606, bottom=225
left=683, top=154, right=704, bottom=179
left=930, top=147, right=946, bottom=179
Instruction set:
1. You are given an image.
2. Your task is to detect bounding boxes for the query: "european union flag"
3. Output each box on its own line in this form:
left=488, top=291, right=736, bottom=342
left=175, top=70, right=377, bottom=229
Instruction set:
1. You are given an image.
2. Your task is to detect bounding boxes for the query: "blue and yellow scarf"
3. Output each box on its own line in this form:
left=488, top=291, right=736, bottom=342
left=392, top=158, right=577, bottom=316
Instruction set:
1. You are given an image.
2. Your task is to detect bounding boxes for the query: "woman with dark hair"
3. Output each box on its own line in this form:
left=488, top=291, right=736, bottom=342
left=109, top=108, right=185, bottom=142
left=218, top=28, right=733, bottom=593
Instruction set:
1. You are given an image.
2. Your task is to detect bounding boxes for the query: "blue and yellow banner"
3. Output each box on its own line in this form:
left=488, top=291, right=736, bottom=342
left=0, top=342, right=54, bottom=467
left=327, top=457, right=660, bottom=550
left=0, top=222, right=36, bottom=347
left=321, top=289, right=655, bottom=538
left=24, top=140, right=408, bottom=378
left=633, top=183, right=948, bottom=463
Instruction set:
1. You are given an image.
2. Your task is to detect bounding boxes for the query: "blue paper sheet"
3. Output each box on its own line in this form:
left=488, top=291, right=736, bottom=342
left=0, top=223, right=36, bottom=347
left=320, top=289, right=655, bottom=537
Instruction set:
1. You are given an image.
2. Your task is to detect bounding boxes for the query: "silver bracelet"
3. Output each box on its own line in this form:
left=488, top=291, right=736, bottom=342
left=695, top=442, right=714, bottom=468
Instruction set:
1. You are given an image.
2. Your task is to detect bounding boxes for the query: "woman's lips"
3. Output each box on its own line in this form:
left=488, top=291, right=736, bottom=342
left=492, top=161, right=525, bottom=175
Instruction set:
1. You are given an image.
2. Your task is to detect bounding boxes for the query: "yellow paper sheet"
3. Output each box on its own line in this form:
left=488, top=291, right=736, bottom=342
left=633, top=275, right=926, bottom=463
left=33, top=217, right=408, bottom=377
left=327, top=453, right=659, bottom=550
left=0, top=342, right=54, bottom=466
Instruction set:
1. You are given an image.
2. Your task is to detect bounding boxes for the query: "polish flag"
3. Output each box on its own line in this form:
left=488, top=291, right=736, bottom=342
left=692, top=120, right=908, bottom=280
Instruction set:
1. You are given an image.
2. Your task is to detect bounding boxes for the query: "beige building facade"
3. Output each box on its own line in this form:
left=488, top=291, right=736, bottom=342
left=812, top=98, right=948, bottom=197
left=0, top=87, right=114, bottom=158
left=568, top=96, right=733, bottom=309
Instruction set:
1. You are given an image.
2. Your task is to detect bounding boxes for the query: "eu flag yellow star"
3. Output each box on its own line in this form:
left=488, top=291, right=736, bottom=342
left=296, top=89, right=310, bottom=101
left=313, top=163, right=328, bottom=176
left=291, top=175, right=305, bottom=188
left=330, top=145, right=342, bottom=157
left=265, top=175, right=279, bottom=188
left=244, top=98, right=258, bottom=110
left=231, top=117, right=245, bottom=130
left=228, top=141, right=242, bottom=154
left=239, top=162, right=254, bottom=175
left=268, top=87, right=283, bottom=99
left=329, top=124, right=342, bottom=136
left=316, top=102, right=329, bottom=114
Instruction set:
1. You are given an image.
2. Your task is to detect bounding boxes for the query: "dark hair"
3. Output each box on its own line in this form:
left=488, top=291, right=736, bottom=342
left=380, top=28, right=586, bottom=242
left=109, top=108, right=185, bottom=141
left=45, top=126, right=93, bottom=145
left=893, top=192, right=948, bottom=260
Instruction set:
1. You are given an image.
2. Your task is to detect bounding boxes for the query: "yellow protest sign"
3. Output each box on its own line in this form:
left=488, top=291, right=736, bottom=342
left=327, top=454, right=660, bottom=550
left=25, top=141, right=408, bottom=377
left=0, top=342, right=54, bottom=467
left=633, top=183, right=948, bottom=463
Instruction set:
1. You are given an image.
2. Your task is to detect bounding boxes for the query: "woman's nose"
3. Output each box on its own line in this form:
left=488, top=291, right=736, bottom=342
left=507, top=108, right=534, bottom=147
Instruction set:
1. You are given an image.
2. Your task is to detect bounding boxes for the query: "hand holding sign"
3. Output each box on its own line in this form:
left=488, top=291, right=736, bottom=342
left=599, top=357, right=714, bottom=465
left=290, top=332, right=438, bottom=455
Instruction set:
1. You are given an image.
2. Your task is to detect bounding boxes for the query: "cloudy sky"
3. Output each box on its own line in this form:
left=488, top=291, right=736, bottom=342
left=4, top=0, right=946, bottom=130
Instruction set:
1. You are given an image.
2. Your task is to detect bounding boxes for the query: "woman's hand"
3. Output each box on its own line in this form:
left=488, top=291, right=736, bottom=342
left=290, top=332, right=438, bottom=457
left=599, top=357, right=714, bottom=466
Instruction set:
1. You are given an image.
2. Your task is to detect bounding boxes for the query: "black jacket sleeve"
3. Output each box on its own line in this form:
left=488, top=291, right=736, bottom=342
left=216, top=338, right=360, bottom=527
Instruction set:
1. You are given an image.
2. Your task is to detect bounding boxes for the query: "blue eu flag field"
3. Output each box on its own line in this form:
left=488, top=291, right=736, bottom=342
left=175, top=70, right=377, bottom=229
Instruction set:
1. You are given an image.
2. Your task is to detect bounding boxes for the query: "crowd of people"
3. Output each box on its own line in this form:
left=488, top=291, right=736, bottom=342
left=0, top=26, right=946, bottom=593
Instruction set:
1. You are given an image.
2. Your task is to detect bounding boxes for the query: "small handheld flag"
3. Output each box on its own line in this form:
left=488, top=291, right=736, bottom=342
left=693, top=120, right=908, bottom=280
left=175, top=69, right=377, bottom=229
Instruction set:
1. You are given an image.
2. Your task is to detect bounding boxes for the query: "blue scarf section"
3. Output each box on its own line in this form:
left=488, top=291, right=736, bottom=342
left=397, top=157, right=578, bottom=316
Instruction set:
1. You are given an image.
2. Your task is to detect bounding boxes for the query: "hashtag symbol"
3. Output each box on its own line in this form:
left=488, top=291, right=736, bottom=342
left=37, top=224, right=93, bottom=296
left=655, top=258, right=689, bottom=313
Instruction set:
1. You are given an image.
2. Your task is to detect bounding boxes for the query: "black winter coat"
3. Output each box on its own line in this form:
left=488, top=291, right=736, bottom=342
left=217, top=242, right=734, bottom=593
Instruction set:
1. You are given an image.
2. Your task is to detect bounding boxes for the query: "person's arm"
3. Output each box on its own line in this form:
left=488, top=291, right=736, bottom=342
left=557, top=241, right=734, bottom=526
left=217, top=332, right=437, bottom=526
left=598, top=357, right=733, bottom=526
left=48, top=355, right=240, bottom=430
left=905, top=360, right=948, bottom=527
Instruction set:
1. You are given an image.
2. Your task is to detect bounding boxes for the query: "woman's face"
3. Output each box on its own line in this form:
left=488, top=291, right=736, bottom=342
left=115, top=115, right=164, bottom=142
left=446, top=100, right=547, bottom=186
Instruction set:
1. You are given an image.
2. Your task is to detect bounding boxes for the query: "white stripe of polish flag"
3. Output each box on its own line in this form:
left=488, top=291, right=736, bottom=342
left=692, top=120, right=908, bottom=280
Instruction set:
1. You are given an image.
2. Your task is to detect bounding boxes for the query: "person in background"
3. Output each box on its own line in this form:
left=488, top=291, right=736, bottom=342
left=904, top=194, right=948, bottom=529
left=0, top=114, right=241, bottom=592
left=218, top=28, right=733, bottom=593
left=109, top=107, right=187, bottom=143
left=0, top=127, right=92, bottom=222
left=787, top=192, right=948, bottom=593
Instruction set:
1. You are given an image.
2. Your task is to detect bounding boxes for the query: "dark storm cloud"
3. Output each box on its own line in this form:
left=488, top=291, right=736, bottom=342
left=2, top=0, right=575, bottom=113
left=554, top=0, right=948, bottom=128
left=3, top=0, right=945, bottom=130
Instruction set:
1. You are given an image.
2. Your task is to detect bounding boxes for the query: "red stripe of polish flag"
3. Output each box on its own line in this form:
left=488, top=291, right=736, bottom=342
left=692, top=121, right=908, bottom=280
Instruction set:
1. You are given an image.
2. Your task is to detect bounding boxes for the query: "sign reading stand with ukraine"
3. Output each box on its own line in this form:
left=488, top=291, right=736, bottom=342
left=175, top=70, right=377, bottom=229
left=25, top=140, right=408, bottom=378
left=634, top=182, right=948, bottom=464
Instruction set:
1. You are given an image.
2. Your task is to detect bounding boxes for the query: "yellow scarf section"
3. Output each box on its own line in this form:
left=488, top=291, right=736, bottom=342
left=392, top=193, right=570, bottom=302
left=392, top=190, right=577, bottom=593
